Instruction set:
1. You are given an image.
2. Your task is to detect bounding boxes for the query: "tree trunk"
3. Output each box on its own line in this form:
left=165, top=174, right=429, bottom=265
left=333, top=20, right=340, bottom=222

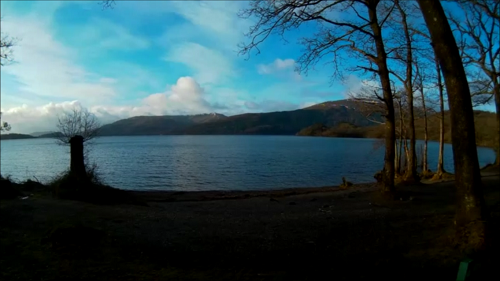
left=403, top=133, right=410, bottom=171
left=397, top=99, right=404, bottom=176
left=396, top=0, right=418, bottom=182
left=368, top=2, right=396, bottom=195
left=436, top=58, right=447, bottom=176
left=494, top=83, right=500, bottom=166
left=395, top=142, right=400, bottom=175
left=400, top=106, right=409, bottom=173
left=69, top=135, right=86, bottom=179
left=420, top=88, right=429, bottom=174
left=417, top=0, right=487, bottom=253
left=398, top=134, right=403, bottom=174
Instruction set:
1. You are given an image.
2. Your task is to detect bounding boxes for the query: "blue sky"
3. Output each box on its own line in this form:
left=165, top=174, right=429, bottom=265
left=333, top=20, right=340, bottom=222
left=0, top=1, right=496, bottom=134
left=1, top=1, right=351, bottom=133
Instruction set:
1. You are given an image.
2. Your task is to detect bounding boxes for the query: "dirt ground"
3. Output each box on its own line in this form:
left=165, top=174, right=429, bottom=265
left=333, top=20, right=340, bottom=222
left=1, top=172, right=499, bottom=281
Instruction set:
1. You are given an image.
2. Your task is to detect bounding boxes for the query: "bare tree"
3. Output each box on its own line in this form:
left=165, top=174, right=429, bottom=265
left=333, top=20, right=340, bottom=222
left=449, top=0, right=500, bottom=165
left=57, top=107, right=100, bottom=145
left=0, top=112, right=11, bottom=132
left=414, top=64, right=429, bottom=174
left=239, top=0, right=397, bottom=195
left=393, top=89, right=405, bottom=176
left=386, top=0, right=420, bottom=181
left=434, top=53, right=447, bottom=178
left=417, top=0, right=487, bottom=253
left=57, top=107, right=101, bottom=178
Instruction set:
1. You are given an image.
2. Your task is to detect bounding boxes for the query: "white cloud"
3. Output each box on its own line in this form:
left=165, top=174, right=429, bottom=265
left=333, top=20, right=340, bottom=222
left=342, top=75, right=381, bottom=98
left=258, top=59, right=296, bottom=74
left=257, top=58, right=302, bottom=82
left=155, top=1, right=252, bottom=87
left=1, top=77, right=217, bottom=134
left=0, top=13, right=117, bottom=106
left=151, top=1, right=250, bottom=50
left=170, top=1, right=247, bottom=46
left=92, top=76, right=216, bottom=122
left=164, top=43, right=236, bottom=85
left=1, top=101, right=86, bottom=134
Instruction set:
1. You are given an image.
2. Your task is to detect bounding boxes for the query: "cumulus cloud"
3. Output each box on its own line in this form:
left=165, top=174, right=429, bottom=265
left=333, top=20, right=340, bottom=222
left=1, top=101, right=86, bottom=134
left=1, top=77, right=217, bottom=134
left=90, top=76, right=216, bottom=122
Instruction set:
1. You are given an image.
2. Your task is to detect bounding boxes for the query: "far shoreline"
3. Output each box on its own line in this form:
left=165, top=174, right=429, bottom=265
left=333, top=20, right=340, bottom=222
left=129, top=165, right=499, bottom=203
left=2, top=133, right=496, bottom=150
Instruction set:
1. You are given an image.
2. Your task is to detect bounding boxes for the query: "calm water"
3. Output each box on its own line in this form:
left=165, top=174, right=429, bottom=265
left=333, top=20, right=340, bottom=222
left=0, top=136, right=495, bottom=191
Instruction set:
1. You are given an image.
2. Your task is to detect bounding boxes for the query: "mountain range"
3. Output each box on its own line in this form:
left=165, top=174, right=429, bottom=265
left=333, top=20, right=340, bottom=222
left=96, top=100, right=382, bottom=136
left=1, top=99, right=496, bottom=148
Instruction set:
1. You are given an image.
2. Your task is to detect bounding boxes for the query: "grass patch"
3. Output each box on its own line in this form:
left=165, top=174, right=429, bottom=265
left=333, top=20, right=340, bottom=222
left=49, top=169, right=147, bottom=206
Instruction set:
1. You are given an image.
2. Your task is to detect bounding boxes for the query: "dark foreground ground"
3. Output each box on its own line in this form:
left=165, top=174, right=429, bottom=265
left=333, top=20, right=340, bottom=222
left=1, top=172, right=500, bottom=281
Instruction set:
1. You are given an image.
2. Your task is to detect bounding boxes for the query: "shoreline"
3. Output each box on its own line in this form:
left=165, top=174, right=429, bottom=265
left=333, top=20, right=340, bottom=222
left=130, top=166, right=499, bottom=203
left=130, top=182, right=378, bottom=202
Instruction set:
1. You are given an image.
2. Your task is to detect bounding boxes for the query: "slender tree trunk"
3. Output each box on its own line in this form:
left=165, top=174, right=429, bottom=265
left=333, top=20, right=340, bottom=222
left=397, top=98, right=404, bottom=175
left=397, top=99, right=404, bottom=176
left=395, top=142, right=400, bottom=175
left=399, top=134, right=403, bottom=174
left=420, top=88, right=429, bottom=174
left=436, top=58, right=447, bottom=176
left=396, top=0, right=418, bottom=182
left=400, top=108, right=410, bottom=173
left=417, top=0, right=487, bottom=253
left=494, top=83, right=500, bottom=166
left=368, top=2, right=396, bottom=195
left=403, top=131, right=410, bottom=171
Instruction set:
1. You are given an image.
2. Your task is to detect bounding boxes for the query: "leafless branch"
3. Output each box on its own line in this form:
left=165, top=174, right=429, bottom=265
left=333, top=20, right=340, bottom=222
left=238, top=0, right=393, bottom=81
left=448, top=0, right=500, bottom=95
left=56, top=107, right=101, bottom=145
left=0, top=17, right=17, bottom=66
left=100, top=0, right=115, bottom=10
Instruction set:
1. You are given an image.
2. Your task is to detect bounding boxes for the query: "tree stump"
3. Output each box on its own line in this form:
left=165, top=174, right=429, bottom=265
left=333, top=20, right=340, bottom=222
left=69, top=135, right=86, bottom=179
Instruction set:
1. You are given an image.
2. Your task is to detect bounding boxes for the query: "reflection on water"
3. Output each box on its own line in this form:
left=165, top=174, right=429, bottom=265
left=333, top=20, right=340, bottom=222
left=0, top=136, right=495, bottom=191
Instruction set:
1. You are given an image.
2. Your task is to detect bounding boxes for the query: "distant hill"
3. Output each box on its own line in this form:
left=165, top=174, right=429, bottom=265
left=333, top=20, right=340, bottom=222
left=97, top=100, right=384, bottom=136
left=0, top=133, right=36, bottom=140
left=30, top=131, right=56, bottom=137
left=37, top=132, right=64, bottom=139
left=298, top=110, right=498, bottom=148
left=98, top=113, right=227, bottom=136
